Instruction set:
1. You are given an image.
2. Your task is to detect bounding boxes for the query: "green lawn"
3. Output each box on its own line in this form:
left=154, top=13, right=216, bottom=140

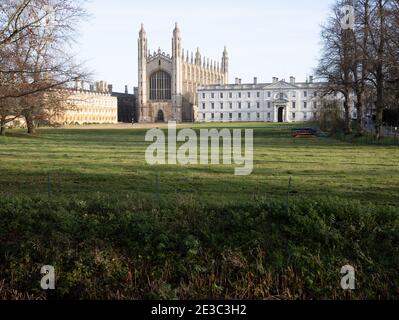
left=0, top=123, right=398, bottom=206
left=0, top=123, right=398, bottom=299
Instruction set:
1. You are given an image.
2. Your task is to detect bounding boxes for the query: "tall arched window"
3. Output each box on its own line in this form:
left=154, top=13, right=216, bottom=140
left=150, top=71, right=171, bottom=100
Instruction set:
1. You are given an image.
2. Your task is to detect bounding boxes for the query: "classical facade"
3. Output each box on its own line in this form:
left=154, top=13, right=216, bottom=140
left=137, top=23, right=229, bottom=123
left=197, top=76, right=346, bottom=123
left=54, top=81, right=118, bottom=125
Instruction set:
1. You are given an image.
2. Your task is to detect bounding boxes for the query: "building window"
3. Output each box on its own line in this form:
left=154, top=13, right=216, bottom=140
left=238, top=102, right=242, bottom=109
left=314, top=91, right=318, bottom=97
left=292, top=112, right=296, bottom=119
left=257, top=92, right=260, bottom=98
left=267, top=112, right=271, bottom=118
left=229, top=113, right=232, bottom=119
left=238, top=92, right=242, bottom=99
left=221, top=113, right=224, bottom=119
left=202, top=103, right=205, bottom=110
left=313, top=102, right=317, bottom=109
left=313, top=112, right=317, bottom=118
left=304, top=102, right=307, bottom=109
left=247, top=113, right=251, bottom=120
left=267, top=102, right=271, bottom=108
left=220, top=93, right=224, bottom=99
left=220, top=103, right=224, bottom=110
left=229, top=92, right=233, bottom=98
left=211, top=113, right=215, bottom=119
left=248, top=102, right=251, bottom=108
left=211, top=103, right=215, bottom=109
left=257, top=102, right=260, bottom=109
left=247, top=92, right=251, bottom=98
left=202, top=93, right=206, bottom=99
left=280, top=92, right=284, bottom=100
left=267, top=92, right=271, bottom=98
left=203, top=113, right=205, bottom=119
left=211, top=93, right=215, bottom=99
left=303, top=113, right=307, bottom=120
left=257, top=113, right=260, bottom=119
left=229, top=102, right=233, bottom=109
left=149, top=71, right=171, bottom=100
left=238, top=113, right=242, bottom=120
left=304, top=91, right=308, bottom=98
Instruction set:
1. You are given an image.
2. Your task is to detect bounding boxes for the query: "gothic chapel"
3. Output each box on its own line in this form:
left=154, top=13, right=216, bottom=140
left=137, top=23, right=229, bottom=122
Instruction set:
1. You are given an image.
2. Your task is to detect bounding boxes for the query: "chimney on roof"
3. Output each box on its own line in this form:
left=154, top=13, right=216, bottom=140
left=254, top=77, right=258, bottom=84
left=239, top=78, right=242, bottom=85
left=235, top=78, right=239, bottom=85
left=125, top=85, right=128, bottom=94
left=290, top=76, right=296, bottom=85
left=108, top=84, right=113, bottom=93
left=89, top=84, right=94, bottom=91
left=273, top=77, right=279, bottom=83
left=99, top=81, right=105, bottom=92
left=309, top=76, right=314, bottom=83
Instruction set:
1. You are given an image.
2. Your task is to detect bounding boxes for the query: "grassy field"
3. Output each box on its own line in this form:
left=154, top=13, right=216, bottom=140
left=0, top=123, right=398, bottom=300
left=0, top=122, right=398, bottom=205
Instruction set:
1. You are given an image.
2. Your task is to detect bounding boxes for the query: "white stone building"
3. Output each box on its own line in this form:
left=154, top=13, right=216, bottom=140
left=197, top=76, right=331, bottom=123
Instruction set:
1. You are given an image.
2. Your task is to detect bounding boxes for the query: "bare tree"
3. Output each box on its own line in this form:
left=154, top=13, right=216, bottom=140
left=0, top=0, right=45, bottom=48
left=384, top=0, right=399, bottom=123
left=367, top=0, right=388, bottom=139
left=317, top=0, right=399, bottom=139
left=0, top=0, right=89, bottom=134
left=316, top=0, right=356, bottom=134
left=0, top=97, right=22, bottom=135
left=357, top=0, right=399, bottom=139
left=352, top=0, right=371, bottom=136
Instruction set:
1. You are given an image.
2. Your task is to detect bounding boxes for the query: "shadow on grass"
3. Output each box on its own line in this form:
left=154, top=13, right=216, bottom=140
left=1, top=131, right=43, bottom=139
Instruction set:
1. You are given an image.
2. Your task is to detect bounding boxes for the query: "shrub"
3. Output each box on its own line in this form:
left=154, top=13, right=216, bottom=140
left=0, top=194, right=397, bottom=300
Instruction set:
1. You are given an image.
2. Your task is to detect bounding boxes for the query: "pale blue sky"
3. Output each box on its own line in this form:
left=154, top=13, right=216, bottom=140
left=75, top=0, right=335, bottom=93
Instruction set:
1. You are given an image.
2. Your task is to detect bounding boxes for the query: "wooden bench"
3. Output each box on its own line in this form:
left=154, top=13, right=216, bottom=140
left=292, top=128, right=317, bottom=138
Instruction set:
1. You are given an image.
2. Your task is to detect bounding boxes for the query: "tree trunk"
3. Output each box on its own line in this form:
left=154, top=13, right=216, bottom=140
left=355, top=93, right=364, bottom=136
left=0, top=116, right=6, bottom=136
left=343, top=92, right=352, bottom=134
left=358, top=0, right=369, bottom=137
left=374, top=0, right=385, bottom=141
left=27, top=124, right=35, bottom=134
left=25, top=115, right=36, bottom=135
left=375, top=108, right=383, bottom=141
left=375, top=64, right=384, bottom=141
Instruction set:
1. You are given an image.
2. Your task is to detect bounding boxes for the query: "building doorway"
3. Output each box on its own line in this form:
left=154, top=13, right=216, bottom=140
left=277, top=107, right=284, bottom=123
left=157, top=110, right=165, bottom=122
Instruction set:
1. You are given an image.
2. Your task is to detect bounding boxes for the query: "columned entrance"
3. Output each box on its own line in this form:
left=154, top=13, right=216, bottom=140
left=277, top=107, right=284, bottom=123
left=273, top=99, right=288, bottom=123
